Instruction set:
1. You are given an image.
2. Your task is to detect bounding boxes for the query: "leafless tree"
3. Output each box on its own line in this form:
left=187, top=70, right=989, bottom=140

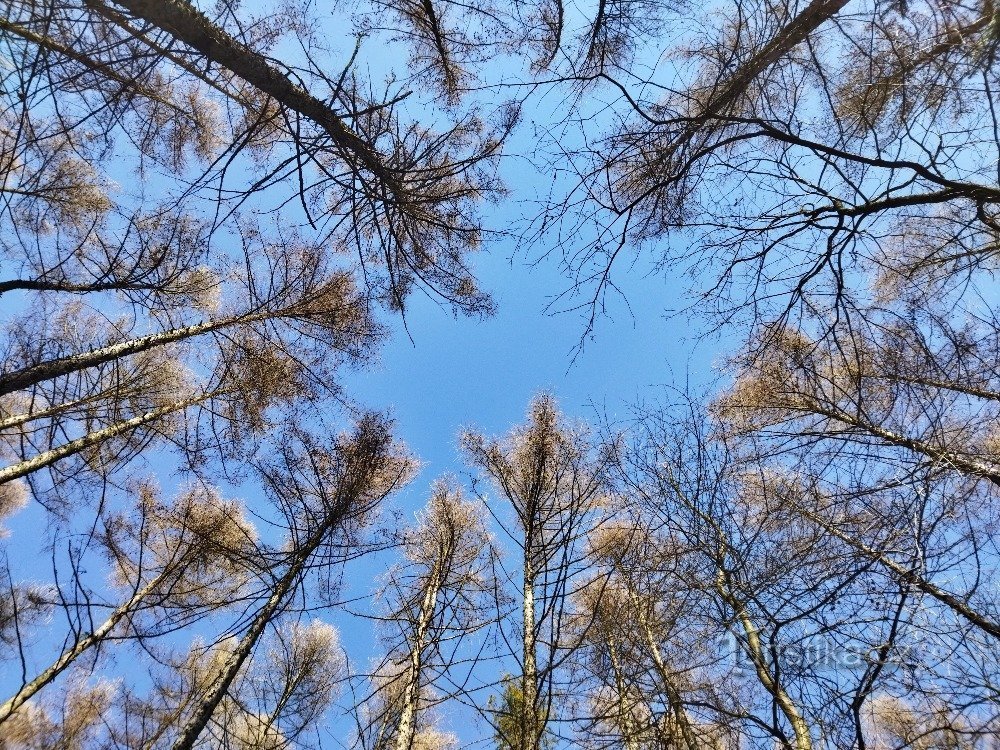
left=534, top=0, right=1000, bottom=349
left=603, top=392, right=1000, bottom=749
left=0, top=480, right=259, bottom=724
left=152, top=415, right=414, bottom=750
left=462, top=394, right=615, bottom=750
left=366, top=478, right=494, bottom=750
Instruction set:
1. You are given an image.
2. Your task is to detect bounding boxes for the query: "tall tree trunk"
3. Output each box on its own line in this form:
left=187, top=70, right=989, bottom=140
left=697, top=0, right=850, bottom=122
left=0, top=311, right=263, bottom=398
left=0, top=392, right=212, bottom=485
left=392, top=562, right=444, bottom=750
left=794, top=504, right=1000, bottom=641
left=806, top=403, right=1000, bottom=488
left=605, top=633, right=641, bottom=750
left=715, top=569, right=812, bottom=750
left=95, top=0, right=399, bottom=192
left=522, top=558, right=539, bottom=750
left=0, top=573, right=166, bottom=723
left=0, top=395, right=93, bottom=433
left=623, top=586, right=699, bottom=750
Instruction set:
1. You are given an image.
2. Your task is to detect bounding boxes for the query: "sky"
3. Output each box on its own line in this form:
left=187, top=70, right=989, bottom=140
left=0, top=113, right=725, bottom=750
left=317, top=190, right=729, bottom=743
left=8, top=2, right=1000, bottom=747
left=343, top=242, right=721, bottom=503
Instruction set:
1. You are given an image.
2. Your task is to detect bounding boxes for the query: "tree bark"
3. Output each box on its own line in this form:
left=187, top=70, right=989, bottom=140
left=522, top=558, right=540, bottom=750
left=96, top=0, right=402, bottom=195
left=0, top=311, right=262, bottom=398
left=0, top=392, right=211, bottom=484
left=623, top=586, right=699, bottom=750
left=392, top=562, right=445, bottom=750
left=715, top=570, right=812, bottom=750
left=604, top=633, right=641, bottom=750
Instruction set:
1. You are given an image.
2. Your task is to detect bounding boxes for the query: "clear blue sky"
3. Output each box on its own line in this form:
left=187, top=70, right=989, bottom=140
left=330, top=239, right=724, bottom=744
left=344, top=245, right=719, bottom=496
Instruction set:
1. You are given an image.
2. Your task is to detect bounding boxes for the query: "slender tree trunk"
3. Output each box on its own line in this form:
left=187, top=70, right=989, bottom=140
left=392, top=563, right=444, bottom=750
left=0, top=392, right=212, bottom=485
left=0, top=310, right=266, bottom=398
left=807, top=403, right=1000, bottom=488
left=0, top=395, right=92, bottom=432
left=0, top=573, right=165, bottom=723
left=795, top=504, right=1000, bottom=641
left=522, top=558, right=539, bottom=750
left=0, top=18, right=170, bottom=106
left=697, top=0, right=849, bottom=122
left=623, top=586, right=699, bottom=750
left=715, top=570, right=812, bottom=750
left=605, top=633, right=641, bottom=750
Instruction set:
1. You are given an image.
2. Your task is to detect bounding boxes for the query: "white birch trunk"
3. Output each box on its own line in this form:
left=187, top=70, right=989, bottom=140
left=522, top=558, right=539, bottom=750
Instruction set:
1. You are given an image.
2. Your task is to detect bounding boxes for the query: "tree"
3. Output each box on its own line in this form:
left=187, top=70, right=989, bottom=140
left=582, top=529, right=704, bottom=750
left=0, top=481, right=258, bottom=724
left=113, top=620, right=346, bottom=749
left=610, top=389, right=1000, bottom=749
left=463, top=395, right=615, bottom=750
left=569, top=580, right=675, bottom=750
left=0, top=0, right=520, bottom=512
left=0, top=675, right=114, bottom=750
left=369, top=479, right=494, bottom=750
left=537, top=0, right=1000, bottom=352
left=713, top=315, right=1000, bottom=641
left=491, top=676, right=554, bottom=750
left=7, top=0, right=1000, bottom=746
left=603, top=397, right=894, bottom=749
left=2, top=0, right=508, bottom=312
left=0, top=0, right=517, bottom=735
left=0, top=253, right=378, bottom=497
left=161, top=415, right=414, bottom=750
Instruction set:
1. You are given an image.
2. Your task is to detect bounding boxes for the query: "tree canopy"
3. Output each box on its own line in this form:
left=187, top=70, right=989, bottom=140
left=1, top=0, right=999, bottom=748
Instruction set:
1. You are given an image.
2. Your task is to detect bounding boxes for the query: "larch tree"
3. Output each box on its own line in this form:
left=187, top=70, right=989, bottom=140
left=1, top=0, right=516, bottom=742
left=603, top=397, right=900, bottom=750
left=0, top=480, right=259, bottom=724
left=568, top=579, right=681, bottom=750
left=0, top=675, right=115, bottom=750
left=112, top=619, right=346, bottom=750
left=4, top=0, right=1000, bottom=747
left=158, top=415, right=414, bottom=750
left=582, top=527, right=705, bottom=750
left=462, top=394, right=615, bottom=750
left=0, top=251, right=380, bottom=500
left=539, top=0, right=1000, bottom=346
left=368, top=478, right=494, bottom=750
left=713, top=314, right=1000, bottom=642
left=0, top=0, right=523, bottom=513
